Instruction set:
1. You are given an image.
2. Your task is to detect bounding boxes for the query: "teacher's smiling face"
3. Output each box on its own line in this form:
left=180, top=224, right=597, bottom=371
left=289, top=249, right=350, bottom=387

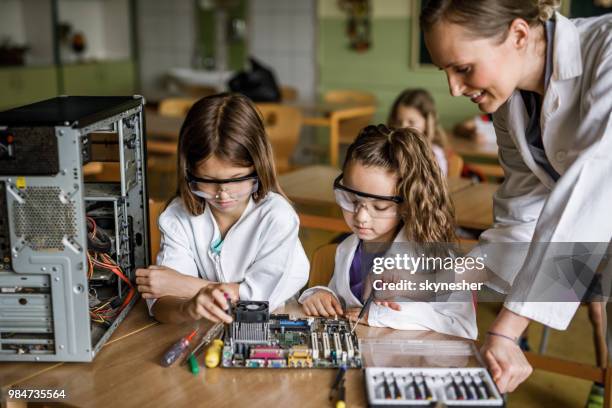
left=424, top=21, right=525, bottom=114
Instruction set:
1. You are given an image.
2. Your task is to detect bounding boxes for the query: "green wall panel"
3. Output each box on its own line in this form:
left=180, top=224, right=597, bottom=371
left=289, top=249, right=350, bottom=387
left=318, top=18, right=479, bottom=128
left=62, top=60, right=135, bottom=96
left=0, top=66, right=58, bottom=111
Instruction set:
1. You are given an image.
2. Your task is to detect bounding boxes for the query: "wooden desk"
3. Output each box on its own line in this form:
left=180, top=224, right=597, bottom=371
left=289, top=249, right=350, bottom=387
left=452, top=183, right=498, bottom=231
left=1, top=299, right=156, bottom=390
left=448, top=135, right=498, bottom=161
left=279, top=166, right=481, bottom=232
left=7, top=303, right=480, bottom=408
left=145, top=109, right=183, bottom=141
left=448, top=135, right=503, bottom=179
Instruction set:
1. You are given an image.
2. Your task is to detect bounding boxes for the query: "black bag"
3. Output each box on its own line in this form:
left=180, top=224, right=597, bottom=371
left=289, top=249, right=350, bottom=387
left=228, top=57, right=281, bottom=102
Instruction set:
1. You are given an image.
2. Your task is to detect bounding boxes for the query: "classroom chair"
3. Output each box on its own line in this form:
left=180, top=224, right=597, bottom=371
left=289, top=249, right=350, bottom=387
left=323, top=90, right=376, bottom=146
left=148, top=199, right=166, bottom=262
left=158, top=97, right=199, bottom=118
left=446, top=151, right=465, bottom=178
left=280, top=85, right=298, bottom=102
left=307, top=243, right=338, bottom=289
left=324, top=90, right=376, bottom=106
left=256, top=103, right=303, bottom=174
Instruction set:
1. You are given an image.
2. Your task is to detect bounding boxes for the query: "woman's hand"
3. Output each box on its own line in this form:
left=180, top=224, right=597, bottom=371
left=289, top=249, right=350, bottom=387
left=301, top=291, right=344, bottom=317
left=345, top=307, right=369, bottom=326
left=135, top=265, right=210, bottom=299
left=481, top=308, right=533, bottom=393
left=182, top=283, right=239, bottom=323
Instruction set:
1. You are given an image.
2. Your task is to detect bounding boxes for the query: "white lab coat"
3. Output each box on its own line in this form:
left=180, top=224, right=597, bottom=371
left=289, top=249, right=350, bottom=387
left=147, top=192, right=310, bottom=314
left=299, top=231, right=478, bottom=339
left=476, top=13, right=612, bottom=330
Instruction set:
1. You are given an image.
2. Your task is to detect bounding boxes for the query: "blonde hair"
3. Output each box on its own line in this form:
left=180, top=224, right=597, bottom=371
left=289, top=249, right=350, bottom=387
left=420, top=0, right=560, bottom=42
left=387, top=88, right=448, bottom=150
left=175, top=93, right=285, bottom=216
left=343, top=124, right=456, bottom=243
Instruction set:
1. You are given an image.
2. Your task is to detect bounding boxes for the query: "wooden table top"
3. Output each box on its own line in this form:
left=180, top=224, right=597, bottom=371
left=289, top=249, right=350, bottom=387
left=448, top=135, right=498, bottom=161
left=452, top=182, right=498, bottom=231
left=6, top=302, right=480, bottom=408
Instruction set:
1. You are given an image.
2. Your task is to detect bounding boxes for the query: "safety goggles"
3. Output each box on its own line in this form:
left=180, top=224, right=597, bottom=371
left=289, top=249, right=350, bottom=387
left=333, top=174, right=402, bottom=219
left=187, top=171, right=259, bottom=200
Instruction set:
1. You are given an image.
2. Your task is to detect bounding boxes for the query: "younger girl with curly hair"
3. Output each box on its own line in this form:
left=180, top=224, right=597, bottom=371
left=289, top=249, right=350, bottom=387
left=299, top=124, right=476, bottom=339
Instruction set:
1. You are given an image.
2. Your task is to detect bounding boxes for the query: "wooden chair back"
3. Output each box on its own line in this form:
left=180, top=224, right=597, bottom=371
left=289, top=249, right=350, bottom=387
left=148, top=199, right=166, bottom=262
left=446, top=151, right=464, bottom=178
left=307, top=243, right=338, bottom=289
left=256, top=103, right=303, bottom=174
left=324, top=90, right=376, bottom=105
left=324, top=90, right=376, bottom=144
left=280, top=85, right=298, bottom=102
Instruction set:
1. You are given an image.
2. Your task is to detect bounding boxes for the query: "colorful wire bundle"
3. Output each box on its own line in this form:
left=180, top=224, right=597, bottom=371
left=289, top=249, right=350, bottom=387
left=86, top=217, right=135, bottom=325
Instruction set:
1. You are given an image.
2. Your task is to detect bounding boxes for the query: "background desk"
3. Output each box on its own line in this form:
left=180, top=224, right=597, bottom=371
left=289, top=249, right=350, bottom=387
left=4, top=302, right=480, bottom=408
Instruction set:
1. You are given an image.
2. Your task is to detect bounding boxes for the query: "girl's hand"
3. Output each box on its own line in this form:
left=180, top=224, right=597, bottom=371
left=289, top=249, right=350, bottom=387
left=136, top=265, right=212, bottom=299
left=215, top=282, right=240, bottom=303
left=136, top=265, right=188, bottom=299
left=301, top=291, right=344, bottom=317
left=182, top=284, right=234, bottom=323
left=345, top=307, right=369, bottom=326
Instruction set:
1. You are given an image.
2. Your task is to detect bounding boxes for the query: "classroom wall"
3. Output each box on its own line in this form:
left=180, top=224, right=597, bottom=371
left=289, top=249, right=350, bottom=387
left=136, top=0, right=195, bottom=101
left=317, top=0, right=479, bottom=128
left=0, top=0, right=26, bottom=45
left=249, top=0, right=317, bottom=102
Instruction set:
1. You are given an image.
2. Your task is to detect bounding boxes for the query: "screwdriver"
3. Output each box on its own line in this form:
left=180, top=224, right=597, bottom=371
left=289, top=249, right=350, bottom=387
left=160, top=328, right=198, bottom=367
left=351, top=291, right=375, bottom=334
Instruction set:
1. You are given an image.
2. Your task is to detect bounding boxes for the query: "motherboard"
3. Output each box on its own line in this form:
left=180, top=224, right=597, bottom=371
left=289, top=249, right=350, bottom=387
left=221, top=301, right=362, bottom=369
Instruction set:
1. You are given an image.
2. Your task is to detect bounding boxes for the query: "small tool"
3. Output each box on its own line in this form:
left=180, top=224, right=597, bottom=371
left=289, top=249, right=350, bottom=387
left=188, top=354, right=199, bottom=375
left=419, top=374, right=432, bottom=400
left=382, top=373, right=393, bottom=399
left=335, top=378, right=346, bottom=408
left=160, top=328, right=198, bottom=367
left=351, top=291, right=375, bottom=333
left=204, top=338, right=224, bottom=368
left=391, top=373, right=402, bottom=399
left=329, top=365, right=347, bottom=401
left=224, top=292, right=232, bottom=315
left=461, top=374, right=474, bottom=400
left=186, top=322, right=224, bottom=361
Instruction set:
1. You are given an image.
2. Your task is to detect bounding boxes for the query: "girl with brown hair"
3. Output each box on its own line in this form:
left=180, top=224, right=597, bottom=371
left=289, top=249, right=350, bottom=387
left=136, top=93, right=309, bottom=324
left=387, top=88, right=449, bottom=175
left=299, top=124, right=477, bottom=339
left=421, top=0, right=612, bottom=394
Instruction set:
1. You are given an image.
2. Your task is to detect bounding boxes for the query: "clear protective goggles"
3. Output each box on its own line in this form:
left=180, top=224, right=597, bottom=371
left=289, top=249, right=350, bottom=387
left=187, top=171, right=259, bottom=201
left=333, top=174, right=403, bottom=219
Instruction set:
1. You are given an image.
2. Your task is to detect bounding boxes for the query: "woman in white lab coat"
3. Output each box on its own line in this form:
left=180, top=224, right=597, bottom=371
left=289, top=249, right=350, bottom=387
left=136, top=93, right=309, bottom=323
left=421, top=0, right=612, bottom=393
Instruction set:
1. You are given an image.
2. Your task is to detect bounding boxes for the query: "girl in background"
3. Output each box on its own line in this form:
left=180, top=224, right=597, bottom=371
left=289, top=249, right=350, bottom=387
left=136, top=93, right=309, bottom=324
left=387, top=88, right=449, bottom=176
